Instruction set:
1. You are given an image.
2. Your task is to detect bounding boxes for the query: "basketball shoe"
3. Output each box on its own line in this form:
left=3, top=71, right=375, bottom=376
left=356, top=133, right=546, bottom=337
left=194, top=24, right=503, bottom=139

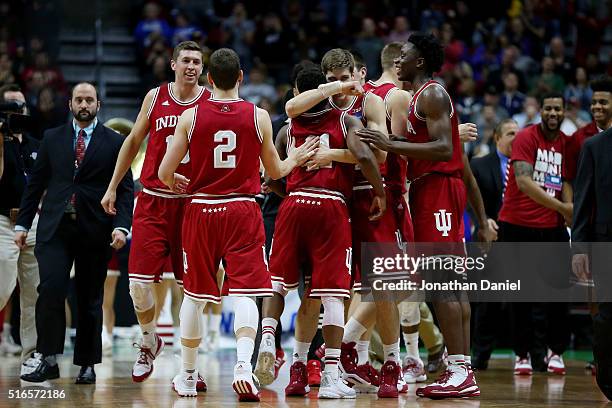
left=546, top=350, right=566, bottom=375
left=307, top=359, right=321, bottom=386
left=403, top=355, right=427, bottom=383
left=172, top=371, right=198, bottom=397
left=416, top=363, right=479, bottom=399
left=285, top=361, right=310, bottom=396
left=318, top=372, right=356, bottom=399
left=514, top=355, right=533, bottom=376
left=132, top=333, right=164, bottom=382
left=232, top=362, right=260, bottom=402
left=254, top=335, right=276, bottom=386
left=378, top=360, right=400, bottom=398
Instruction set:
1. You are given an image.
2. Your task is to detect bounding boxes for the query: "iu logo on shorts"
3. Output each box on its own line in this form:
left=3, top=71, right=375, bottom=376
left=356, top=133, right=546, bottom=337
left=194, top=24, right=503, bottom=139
left=434, top=209, right=452, bottom=237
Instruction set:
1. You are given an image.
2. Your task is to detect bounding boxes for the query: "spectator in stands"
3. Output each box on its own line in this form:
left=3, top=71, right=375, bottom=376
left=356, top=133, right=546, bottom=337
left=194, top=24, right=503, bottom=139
left=549, top=36, right=573, bottom=84
left=241, top=66, right=277, bottom=106
left=222, top=2, right=255, bottom=72
left=387, top=16, right=411, bottom=43
left=21, top=52, right=66, bottom=97
left=472, top=105, right=502, bottom=157
left=353, top=17, right=384, bottom=79
left=0, top=53, right=15, bottom=86
left=253, top=12, right=292, bottom=83
left=439, top=22, right=465, bottom=74
left=501, top=72, right=526, bottom=117
left=455, top=75, right=481, bottom=124
left=487, top=45, right=527, bottom=93
left=565, top=67, right=593, bottom=112
left=134, top=1, right=172, bottom=49
left=144, top=35, right=171, bottom=69
left=531, top=56, right=565, bottom=96
left=512, top=96, right=541, bottom=128
left=561, top=99, right=590, bottom=136
left=472, top=85, right=509, bottom=124
left=170, top=10, right=201, bottom=47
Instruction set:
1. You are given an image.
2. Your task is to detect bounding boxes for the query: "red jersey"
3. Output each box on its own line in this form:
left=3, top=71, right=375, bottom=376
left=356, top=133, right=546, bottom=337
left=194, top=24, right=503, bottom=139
left=565, top=121, right=602, bottom=180
left=498, top=124, right=567, bottom=228
left=286, top=108, right=354, bottom=199
left=405, top=80, right=463, bottom=180
left=363, top=80, right=408, bottom=194
left=187, top=97, right=262, bottom=196
left=142, top=82, right=209, bottom=194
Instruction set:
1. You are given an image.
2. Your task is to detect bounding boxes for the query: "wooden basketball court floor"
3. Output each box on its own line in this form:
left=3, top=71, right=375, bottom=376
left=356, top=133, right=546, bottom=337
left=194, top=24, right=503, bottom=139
left=0, top=344, right=609, bottom=407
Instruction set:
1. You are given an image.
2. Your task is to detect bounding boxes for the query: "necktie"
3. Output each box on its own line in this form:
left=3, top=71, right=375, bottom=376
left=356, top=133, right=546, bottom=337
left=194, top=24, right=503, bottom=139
left=70, top=130, right=87, bottom=207
left=502, top=160, right=511, bottom=200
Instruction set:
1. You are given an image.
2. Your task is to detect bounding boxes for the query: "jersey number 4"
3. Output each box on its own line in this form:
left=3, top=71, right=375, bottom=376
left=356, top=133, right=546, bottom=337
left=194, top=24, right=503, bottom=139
left=214, top=130, right=237, bottom=168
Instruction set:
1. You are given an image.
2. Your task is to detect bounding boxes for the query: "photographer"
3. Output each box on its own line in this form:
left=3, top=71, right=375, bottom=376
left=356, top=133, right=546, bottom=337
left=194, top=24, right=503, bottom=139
left=0, top=84, right=40, bottom=375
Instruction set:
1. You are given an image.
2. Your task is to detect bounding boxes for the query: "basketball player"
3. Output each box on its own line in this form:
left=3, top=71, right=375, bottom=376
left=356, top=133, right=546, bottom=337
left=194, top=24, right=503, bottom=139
left=100, top=41, right=209, bottom=387
left=158, top=48, right=317, bottom=401
left=268, top=67, right=385, bottom=399
left=357, top=33, right=482, bottom=399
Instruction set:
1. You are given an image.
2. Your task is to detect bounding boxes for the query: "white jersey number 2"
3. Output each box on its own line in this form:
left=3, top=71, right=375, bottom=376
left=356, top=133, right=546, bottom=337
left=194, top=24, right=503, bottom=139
left=214, top=130, right=237, bottom=168
left=165, top=135, right=190, bottom=164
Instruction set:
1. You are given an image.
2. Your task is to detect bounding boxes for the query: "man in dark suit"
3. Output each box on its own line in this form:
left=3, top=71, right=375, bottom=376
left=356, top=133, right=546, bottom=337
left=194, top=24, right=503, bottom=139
left=469, top=118, right=518, bottom=369
left=13, top=82, right=134, bottom=384
left=572, top=127, right=612, bottom=400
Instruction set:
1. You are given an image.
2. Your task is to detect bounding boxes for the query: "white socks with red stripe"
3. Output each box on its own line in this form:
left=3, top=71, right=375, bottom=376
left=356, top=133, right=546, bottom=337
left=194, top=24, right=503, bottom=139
left=261, top=317, right=278, bottom=344
left=448, top=354, right=466, bottom=366
left=237, top=337, right=255, bottom=365
left=324, top=348, right=341, bottom=380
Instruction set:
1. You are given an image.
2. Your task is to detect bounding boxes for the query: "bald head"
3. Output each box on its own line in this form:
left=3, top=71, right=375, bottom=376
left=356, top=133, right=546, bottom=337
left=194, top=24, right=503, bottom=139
left=69, top=82, right=100, bottom=124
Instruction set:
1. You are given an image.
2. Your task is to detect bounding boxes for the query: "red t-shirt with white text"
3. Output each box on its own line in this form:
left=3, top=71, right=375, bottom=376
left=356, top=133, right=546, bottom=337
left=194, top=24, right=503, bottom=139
left=498, top=124, right=567, bottom=228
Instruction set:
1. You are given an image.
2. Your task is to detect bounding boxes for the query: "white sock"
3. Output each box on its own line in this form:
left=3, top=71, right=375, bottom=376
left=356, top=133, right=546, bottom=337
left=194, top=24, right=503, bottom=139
left=209, top=314, right=221, bottom=334
left=236, top=337, right=255, bottom=364
left=403, top=331, right=419, bottom=358
left=292, top=341, right=310, bottom=364
left=356, top=340, right=369, bottom=365
left=261, top=317, right=278, bottom=342
left=447, top=354, right=466, bottom=366
left=324, top=348, right=341, bottom=380
left=141, top=320, right=156, bottom=347
left=383, top=341, right=400, bottom=363
left=182, top=344, right=198, bottom=372
left=343, top=318, right=367, bottom=343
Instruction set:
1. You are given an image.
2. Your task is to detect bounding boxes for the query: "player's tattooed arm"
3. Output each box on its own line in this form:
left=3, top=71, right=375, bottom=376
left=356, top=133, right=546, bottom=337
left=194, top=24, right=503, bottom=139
left=513, top=160, right=571, bottom=217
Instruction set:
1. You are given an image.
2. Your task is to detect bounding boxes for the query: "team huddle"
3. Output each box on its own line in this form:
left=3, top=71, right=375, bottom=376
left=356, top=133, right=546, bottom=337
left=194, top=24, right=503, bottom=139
left=100, top=33, right=492, bottom=401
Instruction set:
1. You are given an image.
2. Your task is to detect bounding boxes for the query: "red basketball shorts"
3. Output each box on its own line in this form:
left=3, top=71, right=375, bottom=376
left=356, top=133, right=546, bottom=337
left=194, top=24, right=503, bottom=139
left=350, top=187, right=414, bottom=291
left=181, top=197, right=271, bottom=303
left=128, top=190, right=186, bottom=286
left=269, top=190, right=352, bottom=298
left=409, top=173, right=467, bottom=257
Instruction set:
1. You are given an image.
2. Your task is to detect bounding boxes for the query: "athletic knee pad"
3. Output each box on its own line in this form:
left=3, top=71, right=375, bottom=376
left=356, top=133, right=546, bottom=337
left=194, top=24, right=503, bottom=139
left=233, top=296, right=259, bottom=333
left=398, top=301, right=420, bottom=327
left=321, top=296, right=344, bottom=328
left=179, top=296, right=205, bottom=340
left=129, top=281, right=154, bottom=312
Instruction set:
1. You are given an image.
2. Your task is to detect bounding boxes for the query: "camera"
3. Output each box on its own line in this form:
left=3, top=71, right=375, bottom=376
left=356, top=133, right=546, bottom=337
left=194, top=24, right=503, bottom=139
left=0, top=101, right=33, bottom=137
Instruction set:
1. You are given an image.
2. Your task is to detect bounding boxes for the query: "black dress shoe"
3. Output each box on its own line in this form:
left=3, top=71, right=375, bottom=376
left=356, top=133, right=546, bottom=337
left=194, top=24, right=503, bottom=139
left=20, top=358, right=60, bottom=382
left=76, top=365, right=96, bottom=384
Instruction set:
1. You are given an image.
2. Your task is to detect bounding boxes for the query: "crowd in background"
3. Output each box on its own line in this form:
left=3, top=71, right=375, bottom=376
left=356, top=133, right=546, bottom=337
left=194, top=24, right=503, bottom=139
left=134, top=0, right=610, bottom=156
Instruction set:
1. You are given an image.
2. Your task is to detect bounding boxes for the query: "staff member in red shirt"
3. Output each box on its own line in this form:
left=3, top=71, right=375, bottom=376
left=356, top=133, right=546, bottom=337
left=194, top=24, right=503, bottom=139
left=497, top=92, right=573, bottom=377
